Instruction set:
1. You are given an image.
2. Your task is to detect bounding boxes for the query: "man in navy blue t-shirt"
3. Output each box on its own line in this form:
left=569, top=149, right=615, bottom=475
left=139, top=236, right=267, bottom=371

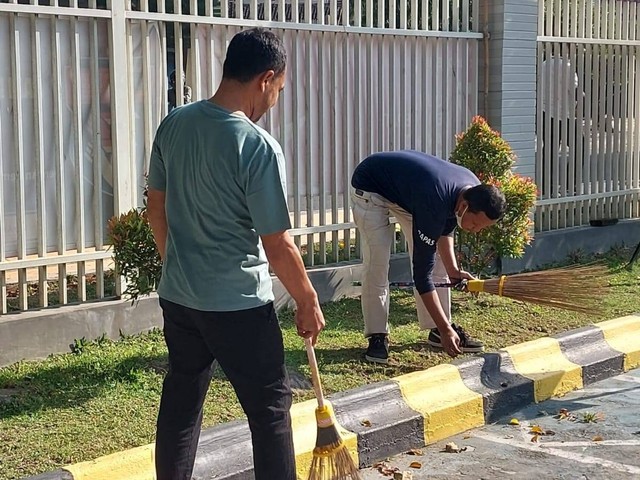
left=351, top=150, right=506, bottom=363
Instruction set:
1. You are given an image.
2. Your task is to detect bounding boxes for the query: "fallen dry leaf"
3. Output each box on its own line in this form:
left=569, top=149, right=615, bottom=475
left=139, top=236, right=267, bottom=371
left=373, top=461, right=400, bottom=476
left=361, top=419, right=372, bottom=427
left=409, top=461, right=422, bottom=469
left=509, top=418, right=520, bottom=426
left=406, top=448, right=423, bottom=456
left=463, top=434, right=472, bottom=439
left=442, top=442, right=469, bottom=453
left=531, top=434, right=540, bottom=443
left=530, top=425, right=545, bottom=435
left=529, top=425, right=555, bottom=436
left=592, top=435, right=604, bottom=442
left=555, top=408, right=577, bottom=421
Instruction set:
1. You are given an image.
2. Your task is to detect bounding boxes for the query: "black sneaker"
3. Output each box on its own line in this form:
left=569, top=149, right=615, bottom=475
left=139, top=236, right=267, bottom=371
left=365, top=334, right=389, bottom=364
left=427, top=324, right=484, bottom=353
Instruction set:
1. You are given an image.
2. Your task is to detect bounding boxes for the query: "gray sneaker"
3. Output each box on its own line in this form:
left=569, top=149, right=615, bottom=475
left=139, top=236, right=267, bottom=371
left=427, top=324, right=484, bottom=353
left=365, top=334, right=389, bottom=364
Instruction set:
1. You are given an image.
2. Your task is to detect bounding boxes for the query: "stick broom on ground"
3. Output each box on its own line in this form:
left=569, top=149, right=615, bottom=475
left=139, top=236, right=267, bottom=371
left=305, top=338, right=362, bottom=480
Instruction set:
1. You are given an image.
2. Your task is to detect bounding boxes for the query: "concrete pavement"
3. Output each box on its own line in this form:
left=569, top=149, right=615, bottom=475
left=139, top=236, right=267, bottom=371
left=360, top=368, right=640, bottom=479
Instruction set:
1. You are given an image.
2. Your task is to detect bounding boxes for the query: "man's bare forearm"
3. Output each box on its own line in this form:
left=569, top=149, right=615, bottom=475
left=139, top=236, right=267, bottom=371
left=262, top=231, right=318, bottom=307
left=436, top=235, right=460, bottom=278
left=146, top=189, right=168, bottom=260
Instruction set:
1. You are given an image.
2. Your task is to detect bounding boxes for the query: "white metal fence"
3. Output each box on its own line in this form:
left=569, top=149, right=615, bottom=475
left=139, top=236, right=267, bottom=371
left=0, top=0, right=481, bottom=313
left=535, top=0, right=640, bottom=231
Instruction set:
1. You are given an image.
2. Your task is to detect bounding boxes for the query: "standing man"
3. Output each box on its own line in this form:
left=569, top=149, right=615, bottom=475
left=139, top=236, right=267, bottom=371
left=351, top=150, right=506, bottom=364
left=146, top=28, right=325, bottom=480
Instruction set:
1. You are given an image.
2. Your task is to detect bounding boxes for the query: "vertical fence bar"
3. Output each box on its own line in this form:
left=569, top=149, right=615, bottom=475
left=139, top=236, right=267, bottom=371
left=411, top=37, right=419, bottom=149
left=567, top=42, right=576, bottom=227
left=613, top=43, right=623, bottom=218
left=424, top=38, right=433, bottom=153
left=52, top=17, right=68, bottom=304
left=452, top=0, right=459, bottom=32
left=192, top=23, right=203, bottom=101
left=318, top=30, right=327, bottom=265
left=305, top=33, right=314, bottom=265
left=576, top=40, right=586, bottom=218
left=462, top=0, right=469, bottom=32
left=10, top=14, right=28, bottom=310
left=445, top=39, right=454, bottom=156
left=291, top=35, right=302, bottom=254
left=71, top=17, right=87, bottom=302
left=0, top=72, right=5, bottom=272
left=89, top=1, right=105, bottom=298
left=435, top=38, right=444, bottom=156
left=32, top=15, right=49, bottom=307
left=583, top=42, right=593, bottom=225
left=343, top=33, right=352, bottom=260
left=635, top=44, right=640, bottom=218
left=332, top=33, right=341, bottom=262
left=0, top=272, right=6, bottom=314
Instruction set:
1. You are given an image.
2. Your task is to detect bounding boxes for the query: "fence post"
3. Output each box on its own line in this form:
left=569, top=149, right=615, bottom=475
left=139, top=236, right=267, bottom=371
left=482, top=0, right=538, bottom=179
left=109, top=0, right=133, bottom=296
left=109, top=0, right=134, bottom=215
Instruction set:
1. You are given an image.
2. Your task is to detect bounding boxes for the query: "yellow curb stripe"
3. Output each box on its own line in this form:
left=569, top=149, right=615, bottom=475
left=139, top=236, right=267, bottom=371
left=596, top=315, right=640, bottom=371
left=291, top=399, right=359, bottom=480
left=502, top=337, right=583, bottom=402
left=394, top=364, right=484, bottom=445
left=64, top=443, right=155, bottom=480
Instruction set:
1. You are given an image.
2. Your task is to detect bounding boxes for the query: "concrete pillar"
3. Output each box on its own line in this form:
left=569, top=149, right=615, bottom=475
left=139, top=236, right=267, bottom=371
left=480, top=0, right=539, bottom=178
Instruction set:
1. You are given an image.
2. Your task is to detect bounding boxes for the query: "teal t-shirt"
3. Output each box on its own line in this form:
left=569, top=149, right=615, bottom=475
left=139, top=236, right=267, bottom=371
left=147, top=100, right=291, bottom=311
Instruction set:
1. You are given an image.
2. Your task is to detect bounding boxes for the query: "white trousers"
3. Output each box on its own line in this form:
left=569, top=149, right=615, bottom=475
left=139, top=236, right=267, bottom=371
left=351, top=189, right=451, bottom=336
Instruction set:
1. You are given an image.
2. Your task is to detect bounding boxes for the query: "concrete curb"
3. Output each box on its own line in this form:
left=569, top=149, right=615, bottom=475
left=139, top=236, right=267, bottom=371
left=23, top=314, right=640, bottom=480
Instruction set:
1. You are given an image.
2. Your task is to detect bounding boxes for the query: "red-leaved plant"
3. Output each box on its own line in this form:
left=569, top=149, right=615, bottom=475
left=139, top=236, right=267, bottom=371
left=450, top=116, right=538, bottom=276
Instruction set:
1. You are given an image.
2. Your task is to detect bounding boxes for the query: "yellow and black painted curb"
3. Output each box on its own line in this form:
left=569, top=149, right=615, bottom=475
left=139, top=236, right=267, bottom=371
left=25, top=314, right=640, bottom=480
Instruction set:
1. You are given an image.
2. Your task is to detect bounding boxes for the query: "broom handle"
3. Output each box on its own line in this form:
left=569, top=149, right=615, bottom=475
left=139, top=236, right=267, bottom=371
left=304, top=338, right=325, bottom=408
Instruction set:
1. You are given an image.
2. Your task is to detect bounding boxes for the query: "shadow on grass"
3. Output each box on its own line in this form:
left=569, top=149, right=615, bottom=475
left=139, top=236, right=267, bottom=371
left=0, top=352, right=171, bottom=421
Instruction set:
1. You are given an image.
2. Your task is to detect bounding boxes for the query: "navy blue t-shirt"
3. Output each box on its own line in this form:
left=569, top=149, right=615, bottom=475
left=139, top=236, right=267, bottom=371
left=351, top=150, right=479, bottom=294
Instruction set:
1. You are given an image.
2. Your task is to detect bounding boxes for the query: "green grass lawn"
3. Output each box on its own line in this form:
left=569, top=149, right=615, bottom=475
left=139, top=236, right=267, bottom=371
left=1, top=249, right=639, bottom=479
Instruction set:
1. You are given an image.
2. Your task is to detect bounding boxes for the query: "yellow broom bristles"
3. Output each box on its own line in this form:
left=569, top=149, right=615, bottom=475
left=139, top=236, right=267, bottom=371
left=308, top=442, right=361, bottom=480
left=308, top=404, right=362, bottom=480
left=471, top=264, right=609, bottom=313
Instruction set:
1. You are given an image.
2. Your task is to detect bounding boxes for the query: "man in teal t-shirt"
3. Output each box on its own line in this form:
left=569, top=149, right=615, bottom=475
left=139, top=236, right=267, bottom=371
left=146, top=28, right=325, bottom=480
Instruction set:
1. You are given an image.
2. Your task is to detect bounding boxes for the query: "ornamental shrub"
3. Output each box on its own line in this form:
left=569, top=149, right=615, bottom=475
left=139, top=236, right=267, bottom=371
left=107, top=205, right=162, bottom=301
left=450, top=116, right=538, bottom=276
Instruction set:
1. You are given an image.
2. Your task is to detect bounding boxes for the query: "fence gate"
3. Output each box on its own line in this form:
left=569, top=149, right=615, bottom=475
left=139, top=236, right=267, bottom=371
left=536, top=0, right=640, bottom=231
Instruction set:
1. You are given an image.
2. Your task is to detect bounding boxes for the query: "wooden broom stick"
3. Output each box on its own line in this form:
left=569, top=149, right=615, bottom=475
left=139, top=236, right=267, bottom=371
left=305, top=338, right=362, bottom=480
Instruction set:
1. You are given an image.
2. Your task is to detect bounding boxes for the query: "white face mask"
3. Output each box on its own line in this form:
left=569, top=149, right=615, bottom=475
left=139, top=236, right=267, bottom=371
left=456, top=205, right=468, bottom=229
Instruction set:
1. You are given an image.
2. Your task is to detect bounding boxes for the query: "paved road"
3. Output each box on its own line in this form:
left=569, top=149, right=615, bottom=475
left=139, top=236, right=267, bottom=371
left=360, top=368, right=640, bottom=480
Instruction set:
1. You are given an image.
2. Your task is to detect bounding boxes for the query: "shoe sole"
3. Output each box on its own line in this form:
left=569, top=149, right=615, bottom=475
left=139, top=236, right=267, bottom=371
left=426, top=339, right=484, bottom=353
left=365, top=354, right=389, bottom=364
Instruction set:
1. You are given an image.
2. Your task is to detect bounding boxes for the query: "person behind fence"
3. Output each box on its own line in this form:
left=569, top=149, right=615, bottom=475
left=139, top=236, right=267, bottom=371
left=167, top=68, right=192, bottom=111
left=351, top=150, right=507, bottom=364
left=146, top=28, right=326, bottom=480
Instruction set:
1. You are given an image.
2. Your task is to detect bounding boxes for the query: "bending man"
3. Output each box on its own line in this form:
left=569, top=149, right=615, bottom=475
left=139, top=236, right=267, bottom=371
left=351, top=150, right=506, bottom=363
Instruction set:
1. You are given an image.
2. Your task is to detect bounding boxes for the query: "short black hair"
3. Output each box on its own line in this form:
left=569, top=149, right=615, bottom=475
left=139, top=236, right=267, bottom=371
left=463, top=184, right=507, bottom=221
left=222, top=28, right=286, bottom=83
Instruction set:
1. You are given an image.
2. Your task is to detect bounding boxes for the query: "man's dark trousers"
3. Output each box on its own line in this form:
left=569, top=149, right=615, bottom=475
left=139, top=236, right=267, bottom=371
left=155, top=298, right=296, bottom=480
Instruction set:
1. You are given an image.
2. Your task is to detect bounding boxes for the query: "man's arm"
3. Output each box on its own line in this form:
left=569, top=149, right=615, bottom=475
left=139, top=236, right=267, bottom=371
left=261, top=230, right=325, bottom=344
left=146, top=188, right=168, bottom=260
left=419, top=291, right=462, bottom=357
left=436, top=235, right=474, bottom=281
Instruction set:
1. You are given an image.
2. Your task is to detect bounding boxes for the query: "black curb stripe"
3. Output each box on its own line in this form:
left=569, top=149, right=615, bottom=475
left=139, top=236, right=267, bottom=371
left=455, top=352, right=535, bottom=423
left=330, top=380, right=424, bottom=468
left=554, top=325, right=625, bottom=386
left=22, top=471, right=74, bottom=480
left=192, top=419, right=254, bottom=480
